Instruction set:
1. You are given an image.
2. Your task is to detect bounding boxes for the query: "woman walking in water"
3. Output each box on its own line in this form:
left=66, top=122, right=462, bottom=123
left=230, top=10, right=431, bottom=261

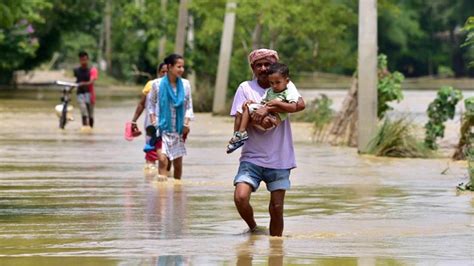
left=148, top=54, right=194, bottom=180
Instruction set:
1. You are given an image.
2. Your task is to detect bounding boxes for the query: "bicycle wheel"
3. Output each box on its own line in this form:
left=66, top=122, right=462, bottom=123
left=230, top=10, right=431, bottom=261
left=59, top=103, right=68, bottom=129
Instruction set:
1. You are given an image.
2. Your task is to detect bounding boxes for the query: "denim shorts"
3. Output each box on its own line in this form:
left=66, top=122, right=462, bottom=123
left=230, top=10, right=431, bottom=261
left=234, top=161, right=291, bottom=192
left=77, top=92, right=91, bottom=104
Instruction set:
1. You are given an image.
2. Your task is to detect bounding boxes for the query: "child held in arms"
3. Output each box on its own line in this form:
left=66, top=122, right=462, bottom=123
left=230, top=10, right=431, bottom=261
left=227, top=62, right=300, bottom=153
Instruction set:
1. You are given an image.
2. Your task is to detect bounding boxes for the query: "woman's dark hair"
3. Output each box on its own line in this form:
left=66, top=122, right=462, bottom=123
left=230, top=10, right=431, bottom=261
left=78, top=51, right=89, bottom=58
left=164, top=54, right=183, bottom=66
left=267, top=63, right=289, bottom=78
left=157, top=62, right=166, bottom=72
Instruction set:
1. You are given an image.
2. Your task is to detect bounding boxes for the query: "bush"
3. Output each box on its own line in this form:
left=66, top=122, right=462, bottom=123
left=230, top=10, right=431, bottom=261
left=437, top=65, right=455, bottom=78
left=292, top=94, right=334, bottom=140
left=424, top=86, right=463, bottom=149
left=377, top=54, right=404, bottom=118
left=192, top=79, right=214, bottom=112
left=367, top=117, right=432, bottom=158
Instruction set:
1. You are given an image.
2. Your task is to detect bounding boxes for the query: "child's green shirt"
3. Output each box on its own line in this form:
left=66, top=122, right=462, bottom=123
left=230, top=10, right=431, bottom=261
left=261, top=85, right=300, bottom=121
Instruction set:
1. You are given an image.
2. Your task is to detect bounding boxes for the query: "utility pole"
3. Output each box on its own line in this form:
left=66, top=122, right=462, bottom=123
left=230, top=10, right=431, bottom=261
left=357, top=0, right=378, bottom=153
left=158, top=0, right=168, bottom=61
left=187, top=13, right=196, bottom=93
left=97, top=17, right=105, bottom=71
left=213, top=1, right=236, bottom=114
left=174, top=0, right=188, bottom=55
left=104, top=0, right=112, bottom=74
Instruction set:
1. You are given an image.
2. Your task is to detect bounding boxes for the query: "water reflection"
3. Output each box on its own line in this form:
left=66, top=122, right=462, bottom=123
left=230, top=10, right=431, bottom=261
left=235, top=235, right=257, bottom=266
left=267, top=237, right=284, bottom=266
left=236, top=236, right=284, bottom=266
left=151, top=255, right=188, bottom=266
left=233, top=236, right=405, bottom=266
left=145, top=180, right=188, bottom=239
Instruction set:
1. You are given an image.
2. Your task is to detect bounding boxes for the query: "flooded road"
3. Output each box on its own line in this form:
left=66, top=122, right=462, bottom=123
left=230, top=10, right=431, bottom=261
left=0, top=89, right=473, bottom=265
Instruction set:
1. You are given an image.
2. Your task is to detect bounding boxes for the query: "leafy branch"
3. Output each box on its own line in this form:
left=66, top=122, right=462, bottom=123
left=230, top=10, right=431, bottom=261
left=377, top=54, right=404, bottom=118
left=424, top=86, right=463, bottom=149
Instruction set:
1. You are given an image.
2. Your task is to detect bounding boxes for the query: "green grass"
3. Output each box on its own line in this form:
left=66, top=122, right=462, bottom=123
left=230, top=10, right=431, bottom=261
left=367, top=117, right=433, bottom=158
left=292, top=94, right=334, bottom=140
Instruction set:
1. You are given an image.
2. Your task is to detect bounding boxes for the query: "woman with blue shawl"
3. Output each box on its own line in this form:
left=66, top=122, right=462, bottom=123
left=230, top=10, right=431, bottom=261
left=148, top=54, right=194, bottom=180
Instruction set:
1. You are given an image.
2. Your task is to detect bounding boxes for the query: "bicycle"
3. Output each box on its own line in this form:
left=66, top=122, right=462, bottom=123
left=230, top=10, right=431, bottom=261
left=55, top=80, right=78, bottom=129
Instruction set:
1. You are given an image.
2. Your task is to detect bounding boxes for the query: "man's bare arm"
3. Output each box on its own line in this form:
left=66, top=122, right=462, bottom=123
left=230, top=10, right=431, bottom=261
left=295, top=97, right=305, bottom=112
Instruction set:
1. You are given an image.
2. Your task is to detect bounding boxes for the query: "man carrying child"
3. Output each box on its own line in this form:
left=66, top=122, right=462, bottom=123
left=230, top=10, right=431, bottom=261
left=229, top=49, right=305, bottom=236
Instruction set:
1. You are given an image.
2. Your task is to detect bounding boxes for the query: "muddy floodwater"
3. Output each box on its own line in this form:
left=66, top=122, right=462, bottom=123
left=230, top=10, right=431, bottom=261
left=0, top=89, right=473, bottom=265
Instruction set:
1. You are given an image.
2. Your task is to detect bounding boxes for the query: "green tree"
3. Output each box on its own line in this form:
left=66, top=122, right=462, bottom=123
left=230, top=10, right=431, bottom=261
left=0, top=0, right=51, bottom=82
left=31, top=0, right=104, bottom=70
left=0, top=0, right=106, bottom=82
left=93, top=0, right=178, bottom=81
left=425, top=86, right=463, bottom=149
left=462, top=16, right=474, bottom=67
left=377, top=54, right=405, bottom=118
left=191, top=0, right=357, bottom=98
left=378, top=0, right=474, bottom=77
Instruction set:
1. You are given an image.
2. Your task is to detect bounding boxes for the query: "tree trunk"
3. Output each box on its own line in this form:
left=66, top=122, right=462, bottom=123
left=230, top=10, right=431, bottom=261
left=450, top=26, right=465, bottom=77
left=186, top=14, right=196, bottom=93
left=212, top=1, right=237, bottom=114
left=452, top=115, right=474, bottom=160
left=97, top=17, right=105, bottom=70
left=104, top=0, right=112, bottom=74
left=158, top=0, right=168, bottom=61
left=357, top=0, right=378, bottom=153
left=328, top=77, right=358, bottom=146
left=251, top=18, right=262, bottom=50
left=174, top=0, right=188, bottom=55
left=269, top=30, right=278, bottom=50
